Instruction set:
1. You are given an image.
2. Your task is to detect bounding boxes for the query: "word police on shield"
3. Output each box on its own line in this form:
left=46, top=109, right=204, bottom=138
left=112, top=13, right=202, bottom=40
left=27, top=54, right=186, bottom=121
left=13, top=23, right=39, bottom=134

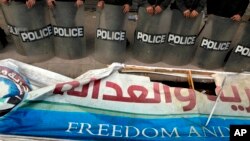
left=96, top=28, right=125, bottom=41
left=53, top=26, right=84, bottom=37
left=20, top=25, right=53, bottom=42
left=200, top=38, right=231, bottom=51
left=167, top=33, right=196, bottom=46
left=19, top=25, right=84, bottom=42
left=136, top=31, right=166, bottom=44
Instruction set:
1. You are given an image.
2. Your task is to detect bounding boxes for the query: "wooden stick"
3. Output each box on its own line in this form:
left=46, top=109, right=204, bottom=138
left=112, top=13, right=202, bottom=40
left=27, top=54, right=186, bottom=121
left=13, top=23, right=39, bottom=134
left=122, top=65, right=214, bottom=76
left=187, top=70, right=195, bottom=89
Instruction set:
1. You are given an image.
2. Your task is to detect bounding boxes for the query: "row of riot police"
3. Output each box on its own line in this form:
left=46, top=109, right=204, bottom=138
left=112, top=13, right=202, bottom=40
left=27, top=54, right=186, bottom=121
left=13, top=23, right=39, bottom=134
left=0, top=0, right=250, bottom=72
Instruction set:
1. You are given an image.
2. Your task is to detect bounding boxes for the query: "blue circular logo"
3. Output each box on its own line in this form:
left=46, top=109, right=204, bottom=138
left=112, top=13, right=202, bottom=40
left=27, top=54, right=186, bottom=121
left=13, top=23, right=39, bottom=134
left=0, top=66, right=31, bottom=116
left=0, top=77, right=21, bottom=99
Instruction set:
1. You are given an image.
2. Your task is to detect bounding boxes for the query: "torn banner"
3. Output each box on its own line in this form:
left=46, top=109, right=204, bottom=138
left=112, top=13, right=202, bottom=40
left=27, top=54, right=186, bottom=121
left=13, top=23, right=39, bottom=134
left=0, top=63, right=250, bottom=140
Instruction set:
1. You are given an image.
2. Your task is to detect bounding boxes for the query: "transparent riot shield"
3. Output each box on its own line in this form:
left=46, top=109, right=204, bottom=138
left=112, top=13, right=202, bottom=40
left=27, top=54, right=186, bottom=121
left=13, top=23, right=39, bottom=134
left=162, top=9, right=203, bottom=65
left=49, top=1, right=86, bottom=59
left=1, top=2, right=26, bottom=55
left=224, top=22, right=250, bottom=72
left=132, top=7, right=172, bottom=63
left=193, top=15, right=239, bottom=69
left=1, top=1, right=54, bottom=62
left=94, top=4, right=127, bottom=64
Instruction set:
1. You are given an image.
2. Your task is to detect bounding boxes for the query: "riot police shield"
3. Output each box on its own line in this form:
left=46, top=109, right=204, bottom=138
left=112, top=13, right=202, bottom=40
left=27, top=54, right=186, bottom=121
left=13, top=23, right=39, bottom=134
left=132, top=7, right=172, bottom=63
left=163, top=9, right=203, bottom=65
left=94, top=4, right=127, bottom=64
left=193, top=15, right=239, bottom=69
left=1, top=1, right=54, bottom=62
left=224, top=22, right=250, bottom=72
left=49, top=1, right=86, bottom=59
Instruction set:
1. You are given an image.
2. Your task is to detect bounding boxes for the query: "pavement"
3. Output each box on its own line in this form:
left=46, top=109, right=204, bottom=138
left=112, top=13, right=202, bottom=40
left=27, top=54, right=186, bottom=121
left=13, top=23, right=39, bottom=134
left=0, top=5, right=243, bottom=78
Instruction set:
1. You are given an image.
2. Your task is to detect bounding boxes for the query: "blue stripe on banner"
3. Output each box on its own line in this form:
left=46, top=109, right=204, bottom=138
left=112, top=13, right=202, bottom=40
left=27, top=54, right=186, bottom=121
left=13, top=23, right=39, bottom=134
left=0, top=109, right=250, bottom=140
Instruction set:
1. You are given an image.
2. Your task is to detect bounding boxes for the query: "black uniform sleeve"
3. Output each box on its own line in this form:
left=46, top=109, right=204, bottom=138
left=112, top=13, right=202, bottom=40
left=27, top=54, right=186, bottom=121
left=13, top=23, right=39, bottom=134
left=127, top=0, right=132, bottom=5
left=237, top=0, right=249, bottom=16
left=158, top=0, right=171, bottom=9
left=55, top=0, right=85, bottom=1
left=195, top=0, right=206, bottom=13
left=175, top=0, right=188, bottom=12
left=100, top=0, right=131, bottom=5
left=161, top=0, right=172, bottom=8
left=12, top=0, right=26, bottom=3
left=156, top=0, right=165, bottom=5
left=140, top=0, right=170, bottom=8
left=140, top=0, right=151, bottom=7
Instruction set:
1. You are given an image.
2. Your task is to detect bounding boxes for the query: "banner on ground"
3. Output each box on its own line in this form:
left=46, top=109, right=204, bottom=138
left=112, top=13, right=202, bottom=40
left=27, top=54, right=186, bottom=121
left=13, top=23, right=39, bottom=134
left=0, top=62, right=250, bottom=140
left=0, top=59, right=72, bottom=117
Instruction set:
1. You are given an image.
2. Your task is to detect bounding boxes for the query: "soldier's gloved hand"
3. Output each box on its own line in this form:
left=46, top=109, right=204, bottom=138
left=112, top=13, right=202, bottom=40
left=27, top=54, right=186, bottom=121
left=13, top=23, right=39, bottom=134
left=97, top=0, right=105, bottom=9
left=183, top=9, right=191, bottom=18
left=154, top=5, right=163, bottom=14
left=231, top=14, right=241, bottom=22
left=0, top=0, right=9, bottom=5
left=75, top=0, right=84, bottom=8
left=123, top=4, right=130, bottom=14
left=190, top=10, right=198, bottom=18
left=146, top=5, right=154, bottom=15
left=47, top=0, right=56, bottom=9
left=26, top=0, right=36, bottom=9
